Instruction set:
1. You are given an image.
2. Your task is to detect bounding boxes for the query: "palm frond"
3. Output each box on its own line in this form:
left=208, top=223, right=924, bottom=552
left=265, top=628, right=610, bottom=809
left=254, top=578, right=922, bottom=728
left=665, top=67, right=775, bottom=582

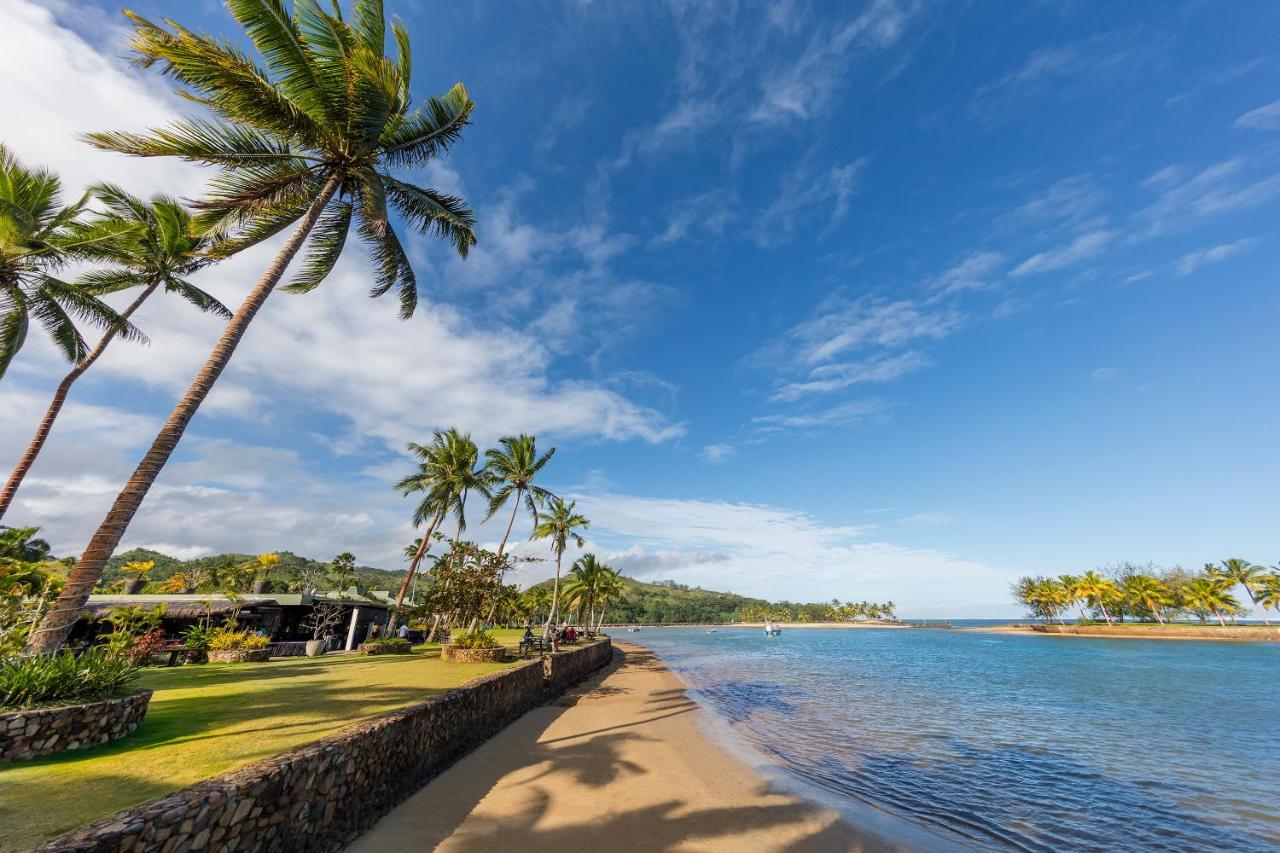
left=78, top=269, right=151, bottom=296
left=382, top=174, right=476, bottom=257
left=0, top=290, right=31, bottom=379
left=379, top=83, right=473, bottom=167
left=165, top=277, right=232, bottom=318
left=220, top=0, right=337, bottom=123
left=282, top=200, right=352, bottom=293
left=85, top=118, right=313, bottom=168
left=27, top=289, right=87, bottom=363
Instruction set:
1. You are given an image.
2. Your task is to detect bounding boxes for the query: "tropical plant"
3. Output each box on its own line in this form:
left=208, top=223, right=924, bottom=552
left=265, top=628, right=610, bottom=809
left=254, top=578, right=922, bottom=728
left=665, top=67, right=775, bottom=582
left=0, top=143, right=140, bottom=383
left=1180, top=577, right=1239, bottom=627
left=481, top=435, right=555, bottom=621
left=395, top=430, right=492, bottom=637
left=1014, top=576, right=1069, bottom=623
left=1218, top=558, right=1268, bottom=625
left=1121, top=574, right=1174, bottom=624
left=30, top=0, right=477, bottom=654
left=207, top=627, right=270, bottom=651
left=0, top=526, right=51, bottom=563
left=562, top=553, right=608, bottom=628
left=0, top=187, right=231, bottom=520
left=1254, top=572, right=1280, bottom=623
left=592, top=566, right=625, bottom=631
left=531, top=496, right=589, bottom=642
left=1071, top=571, right=1120, bottom=625
left=0, top=646, right=140, bottom=709
left=118, top=560, right=156, bottom=578
left=328, top=552, right=357, bottom=592
left=451, top=628, right=499, bottom=650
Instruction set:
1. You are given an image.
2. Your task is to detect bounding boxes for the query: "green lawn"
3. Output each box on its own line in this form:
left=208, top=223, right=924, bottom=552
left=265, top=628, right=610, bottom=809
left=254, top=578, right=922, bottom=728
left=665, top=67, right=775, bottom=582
left=0, top=647, right=520, bottom=850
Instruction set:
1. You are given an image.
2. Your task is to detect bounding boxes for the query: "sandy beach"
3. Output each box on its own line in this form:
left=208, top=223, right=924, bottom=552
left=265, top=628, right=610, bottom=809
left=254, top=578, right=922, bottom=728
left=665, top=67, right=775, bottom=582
left=348, top=642, right=897, bottom=852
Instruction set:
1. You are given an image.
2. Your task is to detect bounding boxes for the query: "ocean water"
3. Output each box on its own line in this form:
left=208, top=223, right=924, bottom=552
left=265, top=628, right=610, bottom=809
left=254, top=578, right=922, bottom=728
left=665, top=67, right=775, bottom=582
left=634, top=626, right=1280, bottom=851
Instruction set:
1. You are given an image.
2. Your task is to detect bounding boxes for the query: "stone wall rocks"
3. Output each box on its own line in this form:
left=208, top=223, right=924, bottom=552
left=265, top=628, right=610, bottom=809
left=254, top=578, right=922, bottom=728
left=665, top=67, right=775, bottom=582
left=1, top=689, right=153, bottom=763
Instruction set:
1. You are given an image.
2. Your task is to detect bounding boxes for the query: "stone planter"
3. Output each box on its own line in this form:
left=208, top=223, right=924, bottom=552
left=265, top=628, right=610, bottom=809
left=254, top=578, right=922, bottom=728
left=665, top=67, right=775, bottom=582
left=1, top=689, right=153, bottom=763
left=252, top=579, right=272, bottom=593
left=207, top=648, right=270, bottom=664
left=359, top=640, right=411, bottom=656
left=305, top=639, right=326, bottom=657
left=123, top=578, right=146, bottom=594
left=441, top=645, right=506, bottom=663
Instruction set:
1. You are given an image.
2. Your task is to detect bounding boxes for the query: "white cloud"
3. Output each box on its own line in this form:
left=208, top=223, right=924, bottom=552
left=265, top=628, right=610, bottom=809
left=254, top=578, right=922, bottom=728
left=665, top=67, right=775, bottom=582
left=931, top=251, right=1005, bottom=294
left=1234, top=98, right=1280, bottom=131
left=701, top=443, right=734, bottom=463
left=1010, top=229, right=1113, bottom=276
left=567, top=491, right=1016, bottom=615
left=1134, top=158, right=1280, bottom=238
left=1175, top=238, right=1258, bottom=277
left=897, top=511, right=956, bottom=527
left=771, top=350, right=931, bottom=401
left=753, top=400, right=885, bottom=429
left=998, top=175, right=1108, bottom=236
left=754, top=158, right=867, bottom=248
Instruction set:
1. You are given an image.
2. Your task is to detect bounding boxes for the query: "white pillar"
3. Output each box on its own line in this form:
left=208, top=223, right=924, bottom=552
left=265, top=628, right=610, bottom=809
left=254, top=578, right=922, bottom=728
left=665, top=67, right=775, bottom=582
left=345, top=606, right=361, bottom=650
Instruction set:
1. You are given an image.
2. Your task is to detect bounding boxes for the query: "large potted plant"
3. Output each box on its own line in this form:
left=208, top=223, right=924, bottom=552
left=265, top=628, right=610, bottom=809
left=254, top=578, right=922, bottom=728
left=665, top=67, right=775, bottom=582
left=441, top=629, right=506, bottom=663
left=206, top=626, right=270, bottom=663
left=247, top=553, right=278, bottom=594
left=302, top=602, right=345, bottom=657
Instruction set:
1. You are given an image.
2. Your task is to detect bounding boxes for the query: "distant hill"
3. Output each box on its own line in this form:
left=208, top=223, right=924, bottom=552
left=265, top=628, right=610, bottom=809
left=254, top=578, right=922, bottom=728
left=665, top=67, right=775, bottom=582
left=534, top=575, right=768, bottom=624
left=102, top=548, right=406, bottom=592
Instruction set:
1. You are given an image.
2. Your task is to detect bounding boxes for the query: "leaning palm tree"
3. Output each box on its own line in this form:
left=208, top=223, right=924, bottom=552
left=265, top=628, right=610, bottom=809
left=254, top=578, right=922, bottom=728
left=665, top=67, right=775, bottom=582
left=29, top=1, right=477, bottom=653
left=1218, top=558, right=1268, bottom=625
left=1121, top=574, right=1173, bottom=624
left=0, top=186, right=230, bottom=521
left=1180, top=576, right=1238, bottom=627
left=593, top=566, right=625, bottom=632
left=1254, top=572, right=1280, bottom=625
left=1, top=144, right=140, bottom=382
left=531, top=496, right=589, bottom=643
left=562, top=553, right=605, bottom=627
left=1073, top=570, right=1120, bottom=625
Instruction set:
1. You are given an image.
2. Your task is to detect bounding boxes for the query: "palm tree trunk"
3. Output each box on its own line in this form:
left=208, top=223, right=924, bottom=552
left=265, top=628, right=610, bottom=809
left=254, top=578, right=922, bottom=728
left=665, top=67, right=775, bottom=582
left=1151, top=601, right=1165, bottom=624
left=546, top=548, right=564, bottom=648
left=26, top=176, right=341, bottom=655
left=393, top=507, right=443, bottom=616
left=0, top=280, right=161, bottom=522
left=1213, top=607, right=1226, bottom=627
left=482, top=491, right=524, bottom=624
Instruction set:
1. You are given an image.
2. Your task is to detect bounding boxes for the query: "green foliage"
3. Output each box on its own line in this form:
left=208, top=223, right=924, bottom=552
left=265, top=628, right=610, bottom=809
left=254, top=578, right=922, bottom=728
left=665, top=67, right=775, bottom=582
left=451, top=629, right=499, bottom=650
left=207, top=627, right=269, bottom=651
left=365, top=637, right=411, bottom=652
left=182, top=624, right=213, bottom=654
left=101, top=547, right=407, bottom=594
left=0, top=646, right=139, bottom=709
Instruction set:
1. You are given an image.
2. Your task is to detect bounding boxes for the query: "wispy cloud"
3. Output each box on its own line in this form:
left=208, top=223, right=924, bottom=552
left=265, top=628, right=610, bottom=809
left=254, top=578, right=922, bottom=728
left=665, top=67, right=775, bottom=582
left=930, top=250, right=1006, bottom=294
left=1175, top=238, right=1258, bottom=277
left=997, top=175, right=1108, bottom=236
left=754, top=158, right=867, bottom=247
left=1010, top=230, right=1113, bottom=276
left=701, top=443, right=734, bottom=463
left=1133, top=158, right=1280, bottom=238
left=753, top=400, right=885, bottom=429
left=771, top=351, right=931, bottom=402
left=1234, top=98, right=1280, bottom=131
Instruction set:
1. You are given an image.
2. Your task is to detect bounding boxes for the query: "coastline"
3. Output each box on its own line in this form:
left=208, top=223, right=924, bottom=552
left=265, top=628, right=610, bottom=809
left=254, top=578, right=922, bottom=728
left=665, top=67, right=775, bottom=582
left=963, top=624, right=1280, bottom=642
left=348, top=641, right=903, bottom=852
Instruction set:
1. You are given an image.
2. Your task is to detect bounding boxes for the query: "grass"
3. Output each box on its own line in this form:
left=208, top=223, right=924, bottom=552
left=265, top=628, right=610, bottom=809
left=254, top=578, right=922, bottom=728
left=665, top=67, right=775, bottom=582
left=0, top=646, right=519, bottom=850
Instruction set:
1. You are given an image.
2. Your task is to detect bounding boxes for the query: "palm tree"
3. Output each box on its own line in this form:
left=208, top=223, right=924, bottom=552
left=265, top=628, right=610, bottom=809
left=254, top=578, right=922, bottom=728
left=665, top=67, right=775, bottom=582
left=1, top=144, right=140, bottom=381
left=1254, top=572, right=1280, bottom=625
left=1058, top=574, right=1085, bottom=621
left=1218, top=558, right=1269, bottom=625
left=593, top=566, right=625, bottom=632
left=392, top=430, right=469, bottom=612
left=531, top=496, right=588, bottom=644
left=29, top=1, right=477, bottom=653
left=520, top=584, right=552, bottom=626
left=1073, top=570, right=1120, bottom=625
left=0, top=186, right=229, bottom=520
left=1180, top=577, right=1238, bottom=627
left=1121, top=574, right=1173, bottom=624
left=0, top=526, right=52, bottom=563
left=562, top=553, right=606, bottom=627
left=481, top=435, right=555, bottom=621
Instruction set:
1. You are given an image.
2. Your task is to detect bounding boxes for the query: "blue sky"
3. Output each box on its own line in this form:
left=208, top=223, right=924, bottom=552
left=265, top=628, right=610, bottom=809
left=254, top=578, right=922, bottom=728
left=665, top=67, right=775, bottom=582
left=2, top=0, right=1278, bottom=616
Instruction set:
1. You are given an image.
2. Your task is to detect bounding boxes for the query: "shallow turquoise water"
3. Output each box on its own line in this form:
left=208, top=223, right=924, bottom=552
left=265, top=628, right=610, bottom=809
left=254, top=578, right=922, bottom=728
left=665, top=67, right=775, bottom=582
left=635, top=627, right=1280, bottom=851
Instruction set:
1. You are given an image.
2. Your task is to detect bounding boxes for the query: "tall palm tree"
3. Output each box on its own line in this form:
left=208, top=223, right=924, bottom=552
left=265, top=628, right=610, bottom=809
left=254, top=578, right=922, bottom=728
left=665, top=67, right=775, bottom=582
left=0, top=186, right=230, bottom=521
left=593, top=566, right=625, bottom=632
left=1073, top=570, right=1120, bottom=625
left=1121, top=574, right=1173, bottom=624
left=1057, top=574, right=1084, bottom=620
left=1, top=144, right=140, bottom=381
left=481, top=434, right=555, bottom=621
left=484, top=435, right=556, bottom=559
left=1218, top=558, right=1268, bottom=625
left=562, top=553, right=606, bottom=627
left=531, top=496, right=588, bottom=643
left=29, top=1, right=477, bottom=653
left=392, top=430, right=472, bottom=613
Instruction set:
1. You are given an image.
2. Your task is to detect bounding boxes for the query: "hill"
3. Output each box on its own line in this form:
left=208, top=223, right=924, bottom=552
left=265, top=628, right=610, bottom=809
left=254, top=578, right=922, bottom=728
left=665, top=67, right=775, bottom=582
left=101, top=548, right=407, bottom=593
left=533, top=575, right=768, bottom=624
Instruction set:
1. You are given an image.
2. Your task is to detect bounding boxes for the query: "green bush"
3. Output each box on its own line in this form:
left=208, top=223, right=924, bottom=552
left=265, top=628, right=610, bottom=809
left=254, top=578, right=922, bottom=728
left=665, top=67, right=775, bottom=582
left=451, top=629, right=500, bottom=650
left=0, top=647, right=139, bottom=709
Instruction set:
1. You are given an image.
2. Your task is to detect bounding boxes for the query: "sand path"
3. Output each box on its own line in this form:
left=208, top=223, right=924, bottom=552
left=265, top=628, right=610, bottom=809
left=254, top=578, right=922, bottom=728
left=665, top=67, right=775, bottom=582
left=347, top=643, right=891, bottom=852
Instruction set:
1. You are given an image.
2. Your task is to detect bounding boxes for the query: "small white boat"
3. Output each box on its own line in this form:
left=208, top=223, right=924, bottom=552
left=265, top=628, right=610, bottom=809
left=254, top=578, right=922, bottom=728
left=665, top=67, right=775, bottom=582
left=627, top=626, right=642, bottom=632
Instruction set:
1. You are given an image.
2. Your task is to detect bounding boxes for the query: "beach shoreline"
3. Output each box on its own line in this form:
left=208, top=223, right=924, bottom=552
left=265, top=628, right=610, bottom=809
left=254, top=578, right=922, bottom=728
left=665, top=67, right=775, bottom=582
left=348, top=641, right=905, bottom=852
left=963, top=624, right=1280, bottom=642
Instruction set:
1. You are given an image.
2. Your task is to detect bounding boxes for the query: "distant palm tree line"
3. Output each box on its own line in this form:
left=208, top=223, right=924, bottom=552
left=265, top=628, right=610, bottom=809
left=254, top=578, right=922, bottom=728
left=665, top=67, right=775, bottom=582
left=1014, top=560, right=1280, bottom=626
left=1, top=2, right=480, bottom=654
left=738, top=599, right=898, bottom=623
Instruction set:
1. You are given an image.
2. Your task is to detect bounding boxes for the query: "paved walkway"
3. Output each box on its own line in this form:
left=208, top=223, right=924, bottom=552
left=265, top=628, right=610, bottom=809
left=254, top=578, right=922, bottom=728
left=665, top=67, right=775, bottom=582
left=346, top=643, right=890, bottom=852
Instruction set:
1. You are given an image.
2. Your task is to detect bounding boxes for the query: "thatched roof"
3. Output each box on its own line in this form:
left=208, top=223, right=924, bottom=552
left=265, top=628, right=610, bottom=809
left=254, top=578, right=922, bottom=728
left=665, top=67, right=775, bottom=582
left=82, top=599, right=270, bottom=620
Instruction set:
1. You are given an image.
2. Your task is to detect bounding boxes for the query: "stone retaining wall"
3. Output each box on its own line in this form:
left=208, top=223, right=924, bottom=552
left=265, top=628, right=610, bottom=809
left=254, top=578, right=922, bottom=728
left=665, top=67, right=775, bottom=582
left=545, top=638, right=615, bottom=694
left=207, top=648, right=270, bottom=664
left=441, top=645, right=506, bottom=663
left=2, top=689, right=153, bottom=763
left=39, top=638, right=613, bottom=852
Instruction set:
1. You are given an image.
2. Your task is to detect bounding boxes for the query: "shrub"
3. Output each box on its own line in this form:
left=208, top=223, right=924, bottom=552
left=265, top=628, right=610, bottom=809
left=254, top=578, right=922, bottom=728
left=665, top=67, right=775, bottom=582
left=128, top=628, right=169, bottom=665
left=207, top=627, right=270, bottom=650
left=367, top=637, right=410, bottom=649
left=0, top=647, right=139, bottom=709
left=452, top=629, right=500, bottom=650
